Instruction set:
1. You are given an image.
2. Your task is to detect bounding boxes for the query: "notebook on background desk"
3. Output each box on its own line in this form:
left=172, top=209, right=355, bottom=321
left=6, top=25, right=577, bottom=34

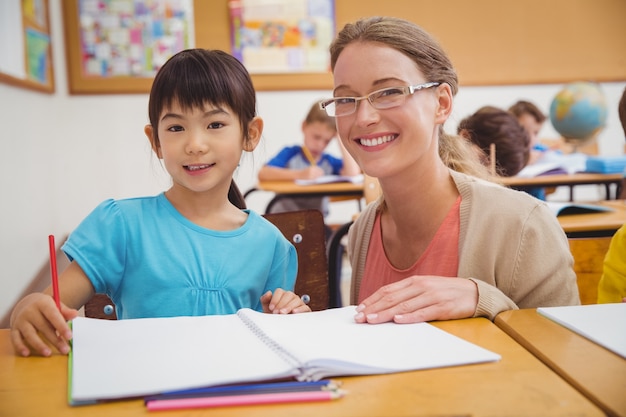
left=68, top=306, right=500, bottom=404
left=537, top=303, right=626, bottom=358
left=295, top=174, right=364, bottom=185
left=546, top=202, right=615, bottom=216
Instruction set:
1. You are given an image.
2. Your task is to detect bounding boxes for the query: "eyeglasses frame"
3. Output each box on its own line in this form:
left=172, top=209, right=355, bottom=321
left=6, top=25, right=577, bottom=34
left=319, top=82, right=441, bottom=117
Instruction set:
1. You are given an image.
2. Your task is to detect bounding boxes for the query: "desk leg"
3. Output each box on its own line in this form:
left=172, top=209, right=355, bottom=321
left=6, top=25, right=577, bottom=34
left=327, top=221, right=353, bottom=308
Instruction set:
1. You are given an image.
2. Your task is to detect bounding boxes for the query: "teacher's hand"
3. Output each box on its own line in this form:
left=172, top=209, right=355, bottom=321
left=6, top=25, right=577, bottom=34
left=354, top=275, right=478, bottom=324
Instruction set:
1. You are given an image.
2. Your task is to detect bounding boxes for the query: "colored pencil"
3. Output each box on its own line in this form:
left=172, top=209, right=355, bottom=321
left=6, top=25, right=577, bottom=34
left=301, top=146, right=317, bottom=166
left=48, top=235, right=61, bottom=310
left=146, top=389, right=344, bottom=411
left=144, top=380, right=338, bottom=402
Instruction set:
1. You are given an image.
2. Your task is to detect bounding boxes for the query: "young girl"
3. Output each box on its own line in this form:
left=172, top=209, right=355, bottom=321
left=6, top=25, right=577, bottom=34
left=320, top=17, right=579, bottom=324
left=11, top=49, right=310, bottom=357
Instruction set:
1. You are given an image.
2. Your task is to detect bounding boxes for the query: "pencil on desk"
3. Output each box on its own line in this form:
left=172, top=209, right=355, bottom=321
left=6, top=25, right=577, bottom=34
left=144, top=380, right=339, bottom=402
left=48, top=235, right=61, bottom=310
left=145, top=389, right=345, bottom=411
left=301, top=146, right=317, bottom=166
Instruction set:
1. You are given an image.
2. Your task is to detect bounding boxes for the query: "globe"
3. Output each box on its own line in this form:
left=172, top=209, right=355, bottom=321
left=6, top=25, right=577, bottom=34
left=549, top=82, right=608, bottom=149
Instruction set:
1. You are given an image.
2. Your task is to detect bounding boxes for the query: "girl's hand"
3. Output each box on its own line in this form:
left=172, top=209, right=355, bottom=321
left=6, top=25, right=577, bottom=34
left=354, top=276, right=478, bottom=324
left=260, top=289, right=312, bottom=314
left=10, top=293, right=78, bottom=357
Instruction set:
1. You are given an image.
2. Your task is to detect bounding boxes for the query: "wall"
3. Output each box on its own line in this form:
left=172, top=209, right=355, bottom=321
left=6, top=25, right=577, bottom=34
left=1, top=0, right=625, bottom=319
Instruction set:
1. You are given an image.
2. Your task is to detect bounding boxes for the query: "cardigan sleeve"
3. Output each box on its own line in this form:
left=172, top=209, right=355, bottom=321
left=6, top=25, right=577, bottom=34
left=455, top=171, right=580, bottom=320
left=470, top=279, right=518, bottom=320
left=465, top=201, right=580, bottom=320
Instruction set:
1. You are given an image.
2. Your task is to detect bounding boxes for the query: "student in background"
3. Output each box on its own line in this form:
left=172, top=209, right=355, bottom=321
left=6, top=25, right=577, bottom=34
left=258, top=102, right=360, bottom=216
left=10, top=49, right=310, bottom=358
left=321, top=16, right=579, bottom=324
left=457, top=105, right=531, bottom=177
left=597, top=86, right=626, bottom=303
left=508, top=100, right=548, bottom=165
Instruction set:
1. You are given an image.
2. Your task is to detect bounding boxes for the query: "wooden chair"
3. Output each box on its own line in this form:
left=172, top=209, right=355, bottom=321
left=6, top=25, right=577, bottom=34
left=264, top=210, right=329, bottom=311
left=568, top=237, right=612, bottom=305
left=84, top=209, right=330, bottom=319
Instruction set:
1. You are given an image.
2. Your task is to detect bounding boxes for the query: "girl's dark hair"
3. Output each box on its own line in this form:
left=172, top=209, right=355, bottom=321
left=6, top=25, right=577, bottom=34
left=147, top=49, right=254, bottom=209
left=458, top=106, right=531, bottom=177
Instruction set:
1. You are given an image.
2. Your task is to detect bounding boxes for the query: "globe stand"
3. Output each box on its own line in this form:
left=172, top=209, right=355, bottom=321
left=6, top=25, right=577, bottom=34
left=562, top=135, right=598, bottom=155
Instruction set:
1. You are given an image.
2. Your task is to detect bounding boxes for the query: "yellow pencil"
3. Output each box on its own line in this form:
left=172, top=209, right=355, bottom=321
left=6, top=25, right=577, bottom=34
left=301, top=146, right=317, bottom=166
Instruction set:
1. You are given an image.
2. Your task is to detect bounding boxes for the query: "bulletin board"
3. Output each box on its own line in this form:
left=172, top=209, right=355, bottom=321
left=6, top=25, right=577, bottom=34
left=62, top=0, right=196, bottom=95
left=0, top=0, right=54, bottom=94
left=63, top=0, right=626, bottom=94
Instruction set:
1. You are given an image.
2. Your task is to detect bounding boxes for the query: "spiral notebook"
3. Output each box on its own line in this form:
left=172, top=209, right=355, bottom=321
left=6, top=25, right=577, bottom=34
left=69, top=306, right=500, bottom=404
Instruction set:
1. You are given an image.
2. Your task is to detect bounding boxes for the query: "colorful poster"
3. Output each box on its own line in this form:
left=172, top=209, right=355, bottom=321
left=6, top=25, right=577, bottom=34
left=229, top=0, right=334, bottom=74
left=77, top=0, right=194, bottom=78
left=25, top=28, right=50, bottom=83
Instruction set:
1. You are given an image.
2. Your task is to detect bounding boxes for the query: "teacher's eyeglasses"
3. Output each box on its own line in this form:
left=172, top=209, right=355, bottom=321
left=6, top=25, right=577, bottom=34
left=319, top=82, right=440, bottom=117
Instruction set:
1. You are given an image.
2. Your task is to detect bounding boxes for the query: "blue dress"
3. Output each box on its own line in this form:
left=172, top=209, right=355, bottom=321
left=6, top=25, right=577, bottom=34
left=62, top=194, right=297, bottom=319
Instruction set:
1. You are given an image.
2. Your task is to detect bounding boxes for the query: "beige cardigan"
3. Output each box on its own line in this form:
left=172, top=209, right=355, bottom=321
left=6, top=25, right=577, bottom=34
left=347, top=170, right=580, bottom=320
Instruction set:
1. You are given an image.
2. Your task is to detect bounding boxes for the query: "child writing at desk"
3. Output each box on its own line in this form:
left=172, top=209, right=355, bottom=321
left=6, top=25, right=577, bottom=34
left=321, top=16, right=579, bottom=324
left=257, top=102, right=360, bottom=216
left=10, top=49, right=310, bottom=358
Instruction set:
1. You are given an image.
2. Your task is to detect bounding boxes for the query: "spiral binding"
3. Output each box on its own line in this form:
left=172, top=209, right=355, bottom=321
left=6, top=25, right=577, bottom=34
left=237, top=310, right=304, bottom=373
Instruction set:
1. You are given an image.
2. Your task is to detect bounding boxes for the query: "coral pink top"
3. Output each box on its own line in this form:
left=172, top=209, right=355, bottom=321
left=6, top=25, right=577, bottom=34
left=358, top=196, right=461, bottom=303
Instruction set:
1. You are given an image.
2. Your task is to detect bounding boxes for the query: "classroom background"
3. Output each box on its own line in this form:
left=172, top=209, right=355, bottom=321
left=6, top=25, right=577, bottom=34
left=1, top=0, right=625, bottom=320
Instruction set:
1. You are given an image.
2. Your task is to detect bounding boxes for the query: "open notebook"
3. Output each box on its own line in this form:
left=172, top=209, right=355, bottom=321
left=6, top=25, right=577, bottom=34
left=545, top=202, right=614, bottom=216
left=515, top=152, right=587, bottom=178
left=69, top=306, right=500, bottom=404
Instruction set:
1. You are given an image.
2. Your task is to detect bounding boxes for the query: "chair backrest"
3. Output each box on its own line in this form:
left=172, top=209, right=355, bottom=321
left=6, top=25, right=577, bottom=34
left=84, top=209, right=329, bottom=319
left=568, top=236, right=612, bottom=305
left=264, top=210, right=329, bottom=311
left=363, top=175, right=381, bottom=204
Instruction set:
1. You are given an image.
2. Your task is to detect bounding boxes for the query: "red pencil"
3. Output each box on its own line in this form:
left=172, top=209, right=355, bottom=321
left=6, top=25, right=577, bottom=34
left=48, top=235, right=61, bottom=310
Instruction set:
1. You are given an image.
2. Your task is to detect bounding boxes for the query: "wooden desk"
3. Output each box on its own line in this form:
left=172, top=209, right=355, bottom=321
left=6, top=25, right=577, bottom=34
left=495, top=309, right=626, bottom=417
left=558, top=200, right=626, bottom=238
left=0, top=319, right=604, bottom=417
left=244, top=181, right=364, bottom=213
left=500, top=172, right=624, bottom=200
